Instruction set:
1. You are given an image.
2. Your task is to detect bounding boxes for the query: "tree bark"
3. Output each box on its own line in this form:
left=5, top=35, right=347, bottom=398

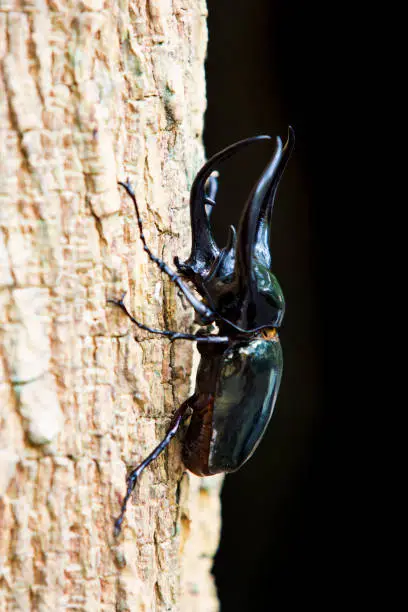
left=0, top=1, right=222, bottom=610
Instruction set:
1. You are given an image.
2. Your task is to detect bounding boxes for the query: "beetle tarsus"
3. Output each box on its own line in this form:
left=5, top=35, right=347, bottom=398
left=114, top=473, right=139, bottom=537
left=107, top=292, right=127, bottom=309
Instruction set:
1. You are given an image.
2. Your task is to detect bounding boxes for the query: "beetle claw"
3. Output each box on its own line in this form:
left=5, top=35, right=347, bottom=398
left=107, top=291, right=127, bottom=309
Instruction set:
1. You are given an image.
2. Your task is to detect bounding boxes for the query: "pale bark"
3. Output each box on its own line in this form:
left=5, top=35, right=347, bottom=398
left=0, top=1, right=222, bottom=610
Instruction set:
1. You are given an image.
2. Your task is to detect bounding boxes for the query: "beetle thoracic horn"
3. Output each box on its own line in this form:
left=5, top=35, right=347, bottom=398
left=179, top=135, right=272, bottom=279
left=254, top=127, right=295, bottom=267
left=235, top=126, right=295, bottom=286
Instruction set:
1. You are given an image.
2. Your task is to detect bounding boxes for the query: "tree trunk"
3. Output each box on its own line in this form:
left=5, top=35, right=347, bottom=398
left=0, top=1, right=222, bottom=610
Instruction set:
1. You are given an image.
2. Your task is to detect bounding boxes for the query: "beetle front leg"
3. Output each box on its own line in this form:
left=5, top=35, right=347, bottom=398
left=114, top=399, right=192, bottom=536
left=118, top=180, right=216, bottom=323
left=108, top=296, right=229, bottom=343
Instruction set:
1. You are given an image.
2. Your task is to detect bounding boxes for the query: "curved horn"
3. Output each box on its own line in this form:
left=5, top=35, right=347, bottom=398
left=180, top=135, right=272, bottom=278
left=229, top=127, right=295, bottom=329
left=254, top=126, right=296, bottom=267
left=234, top=135, right=284, bottom=283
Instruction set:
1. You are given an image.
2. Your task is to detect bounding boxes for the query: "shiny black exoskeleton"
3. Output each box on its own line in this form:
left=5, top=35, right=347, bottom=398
left=111, top=127, right=295, bottom=535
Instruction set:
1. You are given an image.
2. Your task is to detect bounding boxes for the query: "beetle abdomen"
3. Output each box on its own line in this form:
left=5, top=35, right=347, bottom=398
left=208, top=333, right=283, bottom=473
left=182, top=333, right=283, bottom=477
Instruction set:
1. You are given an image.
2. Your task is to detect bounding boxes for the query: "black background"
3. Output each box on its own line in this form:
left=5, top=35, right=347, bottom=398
left=204, top=1, right=373, bottom=608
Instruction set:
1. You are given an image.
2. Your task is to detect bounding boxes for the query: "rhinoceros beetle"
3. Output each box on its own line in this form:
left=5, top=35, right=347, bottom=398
left=111, top=127, right=295, bottom=535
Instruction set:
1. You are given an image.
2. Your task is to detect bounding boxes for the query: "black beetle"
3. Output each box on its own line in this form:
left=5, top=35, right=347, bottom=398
left=111, top=127, right=295, bottom=535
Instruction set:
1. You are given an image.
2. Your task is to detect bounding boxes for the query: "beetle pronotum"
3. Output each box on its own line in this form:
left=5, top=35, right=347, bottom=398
left=111, top=128, right=295, bottom=535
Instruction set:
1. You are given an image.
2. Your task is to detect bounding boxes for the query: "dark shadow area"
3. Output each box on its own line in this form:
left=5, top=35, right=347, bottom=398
left=205, top=1, right=366, bottom=608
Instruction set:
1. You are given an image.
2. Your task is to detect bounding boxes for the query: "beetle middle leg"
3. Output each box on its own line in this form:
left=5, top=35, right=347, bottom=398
left=114, top=398, right=193, bottom=536
left=118, top=180, right=216, bottom=323
left=108, top=295, right=229, bottom=344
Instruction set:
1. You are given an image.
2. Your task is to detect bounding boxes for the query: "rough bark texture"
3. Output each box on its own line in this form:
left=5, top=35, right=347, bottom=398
left=0, top=1, right=223, bottom=610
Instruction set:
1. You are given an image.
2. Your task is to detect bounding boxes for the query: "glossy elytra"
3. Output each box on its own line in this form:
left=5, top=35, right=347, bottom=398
left=110, top=127, right=295, bottom=535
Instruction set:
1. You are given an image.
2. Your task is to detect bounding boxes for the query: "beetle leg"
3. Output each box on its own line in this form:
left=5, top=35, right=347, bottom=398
left=118, top=180, right=216, bottom=323
left=114, top=399, right=192, bottom=536
left=108, top=297, right=229, bottom=343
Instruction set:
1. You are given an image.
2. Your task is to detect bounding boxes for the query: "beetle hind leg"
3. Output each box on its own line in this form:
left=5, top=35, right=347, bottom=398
left=114, top=400, right=192, bottom=536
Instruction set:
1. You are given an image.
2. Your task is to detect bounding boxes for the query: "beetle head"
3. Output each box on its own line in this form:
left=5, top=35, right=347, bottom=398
left=177, top=128, right=295, bottom=332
